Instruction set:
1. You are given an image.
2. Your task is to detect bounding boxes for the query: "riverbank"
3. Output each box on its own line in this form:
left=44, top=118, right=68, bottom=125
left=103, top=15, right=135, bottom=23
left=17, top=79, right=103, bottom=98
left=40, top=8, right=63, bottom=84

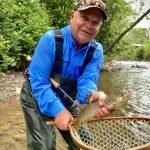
left=0, top=72, right=68, bottom=150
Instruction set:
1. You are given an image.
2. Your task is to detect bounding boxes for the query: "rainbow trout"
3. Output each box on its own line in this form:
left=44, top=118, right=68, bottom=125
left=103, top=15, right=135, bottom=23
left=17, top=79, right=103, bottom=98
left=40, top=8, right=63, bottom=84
left=73, top=94, right=129, bottom=129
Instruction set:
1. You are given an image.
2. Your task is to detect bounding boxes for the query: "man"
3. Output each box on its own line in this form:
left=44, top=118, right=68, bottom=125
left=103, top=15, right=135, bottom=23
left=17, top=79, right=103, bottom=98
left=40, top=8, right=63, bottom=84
left=20, top=0, right=110, bottom=149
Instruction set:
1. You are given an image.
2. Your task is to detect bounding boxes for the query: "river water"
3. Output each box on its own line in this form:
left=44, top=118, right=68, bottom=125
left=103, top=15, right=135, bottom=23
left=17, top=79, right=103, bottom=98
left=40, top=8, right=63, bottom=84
left=99, top=61, right=150, bottom=118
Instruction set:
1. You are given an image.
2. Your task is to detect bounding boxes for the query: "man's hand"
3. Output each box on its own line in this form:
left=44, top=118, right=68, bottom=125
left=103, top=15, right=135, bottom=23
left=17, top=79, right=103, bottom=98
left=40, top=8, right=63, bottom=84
left=88, top=91, right=111, bottom=117
left=55, top=109, right=73, bottom=131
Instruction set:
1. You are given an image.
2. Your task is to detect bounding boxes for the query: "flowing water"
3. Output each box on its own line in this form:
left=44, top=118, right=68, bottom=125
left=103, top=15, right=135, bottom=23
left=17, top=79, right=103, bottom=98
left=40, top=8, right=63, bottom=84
left=99, top=61, right=150, bottom=118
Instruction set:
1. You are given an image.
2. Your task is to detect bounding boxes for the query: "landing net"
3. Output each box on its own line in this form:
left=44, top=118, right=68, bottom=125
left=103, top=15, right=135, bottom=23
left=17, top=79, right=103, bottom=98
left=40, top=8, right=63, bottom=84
left=70, top=117, right=150, bottom=150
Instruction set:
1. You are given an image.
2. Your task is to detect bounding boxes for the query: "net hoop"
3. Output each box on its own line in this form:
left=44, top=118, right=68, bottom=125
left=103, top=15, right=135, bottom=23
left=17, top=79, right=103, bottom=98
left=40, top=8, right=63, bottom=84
left=70, top=116, right=150, bottom=150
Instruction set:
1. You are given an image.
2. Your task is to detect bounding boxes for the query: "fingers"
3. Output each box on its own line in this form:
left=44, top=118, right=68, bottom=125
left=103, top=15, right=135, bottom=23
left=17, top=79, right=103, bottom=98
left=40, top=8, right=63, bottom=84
left=98, top=99, right=105, bottom=107
left=55, top=109, right=73, bottom=131
left=88, top=91, right=111, bottom=118
left=68, top=121, right=73, bottom=129
left=89, top=91, right=107, bottom=103
left=96, top=93, right=111, bottom=117
left=95, top=107, right=110, bottom=118
left=98, top=91, right=107, bottom=101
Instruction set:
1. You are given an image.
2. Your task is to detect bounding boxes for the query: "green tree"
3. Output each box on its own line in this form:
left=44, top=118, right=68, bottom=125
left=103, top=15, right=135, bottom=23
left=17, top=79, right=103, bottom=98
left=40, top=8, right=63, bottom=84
left=127, top=28, right=149, bottom=44
left=97, top=0, right=134, bottom=51
left=1, top=0, right=149, bottom=71
left=40, top=0, right=75, bottom=28
left=143, top=38, right=150, bottom=60
left=0, top=0, right=50, bottom=71
left=104, top=8, right=150, bottom=53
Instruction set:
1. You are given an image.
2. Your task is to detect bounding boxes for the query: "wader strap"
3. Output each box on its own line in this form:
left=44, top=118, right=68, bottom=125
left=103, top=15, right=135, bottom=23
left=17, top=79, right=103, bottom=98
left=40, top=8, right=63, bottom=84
left=81, top=40, right=96, bottom=75
left=52, top=30, right=96, bottom=75
left=51, top=29, right=64, bottom=74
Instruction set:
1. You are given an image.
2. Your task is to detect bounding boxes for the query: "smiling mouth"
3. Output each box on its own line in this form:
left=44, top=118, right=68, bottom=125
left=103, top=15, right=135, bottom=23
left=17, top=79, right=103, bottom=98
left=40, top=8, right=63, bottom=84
left=81, top=29, right=92, bottom=35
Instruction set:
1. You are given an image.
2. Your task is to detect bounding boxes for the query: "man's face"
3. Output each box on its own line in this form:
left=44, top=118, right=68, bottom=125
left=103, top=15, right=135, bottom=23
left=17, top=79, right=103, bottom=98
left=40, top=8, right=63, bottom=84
left=70, top=8, right=103, bottom=45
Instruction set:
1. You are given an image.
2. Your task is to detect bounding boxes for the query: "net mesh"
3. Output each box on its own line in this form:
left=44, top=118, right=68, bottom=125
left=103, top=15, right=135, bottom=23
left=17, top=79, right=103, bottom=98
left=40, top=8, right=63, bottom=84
left=71, top=117, right=150, bottom=150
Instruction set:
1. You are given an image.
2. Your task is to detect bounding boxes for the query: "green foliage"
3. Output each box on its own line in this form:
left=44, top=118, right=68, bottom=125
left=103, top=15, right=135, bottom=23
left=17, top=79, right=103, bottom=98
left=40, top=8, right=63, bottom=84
left=127, top=28, right=149, bottom=44
left=105, top=31, right=150, bottom=61
left=114, top=27, right=150, bottom=61
left=0, top=0, right=50, bottom=71
left=40, top=0, right=75, bottom=28
left=97, top=0, right=134, bottom=50
left=143, top=38, right=150, bottom=60
left=104, top=37, right=136, bottom=61
left=0, top=35, right=14, bottom=71
left=101, top=0, right=150, bottom=61
left=1, top=0, right=149, bottom=71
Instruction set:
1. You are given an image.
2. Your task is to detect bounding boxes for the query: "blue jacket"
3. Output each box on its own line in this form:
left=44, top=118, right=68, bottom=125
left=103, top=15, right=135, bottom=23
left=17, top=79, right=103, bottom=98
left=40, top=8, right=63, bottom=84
left=29, top=25, right=104, bottom=117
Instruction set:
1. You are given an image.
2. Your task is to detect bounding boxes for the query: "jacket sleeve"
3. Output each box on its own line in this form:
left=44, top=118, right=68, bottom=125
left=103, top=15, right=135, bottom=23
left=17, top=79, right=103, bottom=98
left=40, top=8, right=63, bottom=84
left=77, top=43, right=104, bottom=104
left=29, top=31, right=65, bottom=117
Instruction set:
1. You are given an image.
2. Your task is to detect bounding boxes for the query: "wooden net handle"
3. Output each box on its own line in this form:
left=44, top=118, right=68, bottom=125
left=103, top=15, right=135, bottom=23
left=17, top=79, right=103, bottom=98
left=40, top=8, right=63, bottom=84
left=46, top=120, right=55, bottom=125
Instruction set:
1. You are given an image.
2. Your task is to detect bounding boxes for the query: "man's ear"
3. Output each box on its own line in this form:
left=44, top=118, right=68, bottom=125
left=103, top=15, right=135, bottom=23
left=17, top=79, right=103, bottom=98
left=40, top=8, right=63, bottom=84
left=70, top=10, right=75, bottom=20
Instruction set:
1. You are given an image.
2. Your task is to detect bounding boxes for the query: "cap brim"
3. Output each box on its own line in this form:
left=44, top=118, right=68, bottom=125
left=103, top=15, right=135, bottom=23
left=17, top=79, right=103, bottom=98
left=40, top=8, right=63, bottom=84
left=78, top=6, right=107, bottom=20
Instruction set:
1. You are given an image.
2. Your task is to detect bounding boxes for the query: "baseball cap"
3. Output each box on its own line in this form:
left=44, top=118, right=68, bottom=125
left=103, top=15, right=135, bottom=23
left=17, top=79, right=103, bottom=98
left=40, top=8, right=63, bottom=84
left=74, top=0, right=108, bottom=20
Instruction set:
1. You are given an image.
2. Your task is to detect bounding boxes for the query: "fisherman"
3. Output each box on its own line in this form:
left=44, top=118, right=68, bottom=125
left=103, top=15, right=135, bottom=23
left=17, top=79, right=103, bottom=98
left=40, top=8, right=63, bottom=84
left=20, top=0, right=111, bottom=149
